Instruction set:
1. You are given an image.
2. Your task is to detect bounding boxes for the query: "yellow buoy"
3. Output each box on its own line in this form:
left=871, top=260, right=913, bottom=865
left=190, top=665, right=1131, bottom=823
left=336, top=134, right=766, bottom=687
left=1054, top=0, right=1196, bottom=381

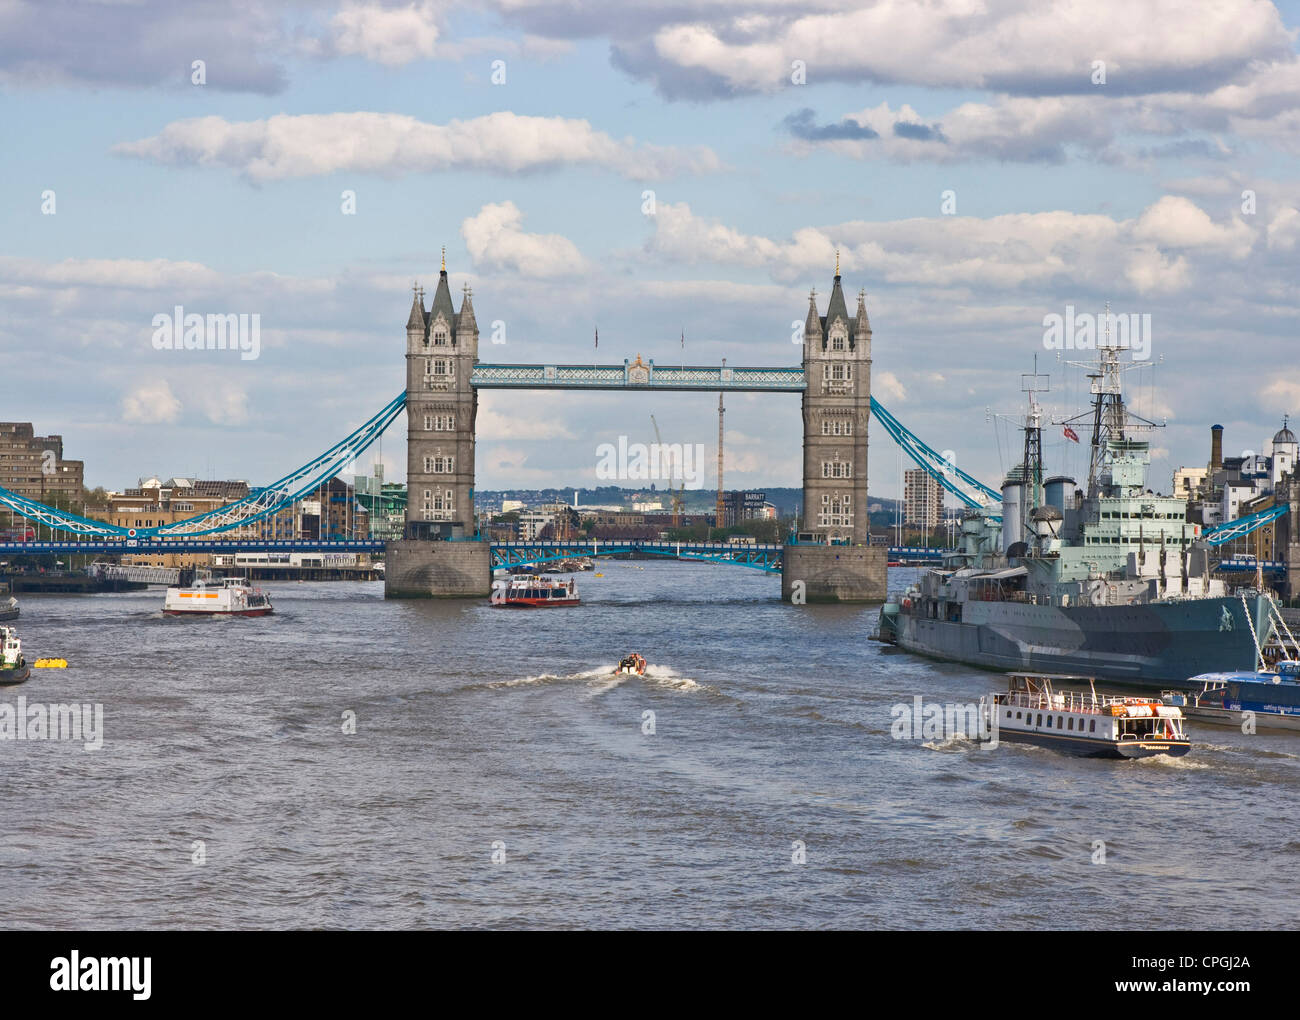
left=34, top=658, right=67, bottom=668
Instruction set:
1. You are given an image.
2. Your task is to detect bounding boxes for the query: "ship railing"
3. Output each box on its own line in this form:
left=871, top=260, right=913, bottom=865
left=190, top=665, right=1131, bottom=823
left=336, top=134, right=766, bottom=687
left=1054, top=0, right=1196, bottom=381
left=999, top=690, right=1102, bottom=714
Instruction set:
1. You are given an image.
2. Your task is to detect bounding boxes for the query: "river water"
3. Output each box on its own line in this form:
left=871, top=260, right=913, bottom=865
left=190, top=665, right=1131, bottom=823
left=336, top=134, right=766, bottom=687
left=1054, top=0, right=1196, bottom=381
left=1, top=563, right=1296, bottom=929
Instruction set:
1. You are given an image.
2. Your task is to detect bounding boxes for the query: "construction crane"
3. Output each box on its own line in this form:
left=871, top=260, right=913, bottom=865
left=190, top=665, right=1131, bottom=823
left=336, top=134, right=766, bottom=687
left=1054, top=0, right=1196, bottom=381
left=649, top=414, right=684, bottom=526
left=716, top=390, right=725, bottom=530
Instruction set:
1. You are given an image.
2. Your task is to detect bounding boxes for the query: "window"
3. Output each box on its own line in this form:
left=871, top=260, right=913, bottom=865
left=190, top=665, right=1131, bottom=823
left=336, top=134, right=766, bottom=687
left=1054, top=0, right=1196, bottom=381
left=433, top=329, right=448, bottom=346
left=1047, top=715, right=1053, bottom=728
left=1036, top=714, right=1042, bottom=726
left=1005, top=710, right=1012, bottom=719
left=1089, top=720, right=1096, bottom=733
left=1068, top=718, right=1074, bottom=731
left=1058, top=716, right=1063, bottom=729
left=1016, top=711, right=1022, bottom=720
left=821, top=461, right=852, bottom=479
left=831, top=333, right=845, bottom=351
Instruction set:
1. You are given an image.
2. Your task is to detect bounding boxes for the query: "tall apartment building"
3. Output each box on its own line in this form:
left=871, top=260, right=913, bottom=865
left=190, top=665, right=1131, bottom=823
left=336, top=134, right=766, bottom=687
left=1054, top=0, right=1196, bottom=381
left=0, top=421, right=85, bottom=509
left=903, top=468, right=943, bottom=530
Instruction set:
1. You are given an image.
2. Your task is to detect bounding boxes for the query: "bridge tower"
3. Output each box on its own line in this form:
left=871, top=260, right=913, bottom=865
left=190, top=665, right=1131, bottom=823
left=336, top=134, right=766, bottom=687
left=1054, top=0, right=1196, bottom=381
left=781, top=263, right=887, bottom=602
left=385, top=256, right=492, bottom=598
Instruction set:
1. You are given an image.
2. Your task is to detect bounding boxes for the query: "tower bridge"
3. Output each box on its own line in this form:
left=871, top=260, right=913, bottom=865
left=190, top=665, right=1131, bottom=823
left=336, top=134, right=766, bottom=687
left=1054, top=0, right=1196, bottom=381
left=388, top=259, right=885, bottom=601
left=0, top=260, right=1059, bottom=599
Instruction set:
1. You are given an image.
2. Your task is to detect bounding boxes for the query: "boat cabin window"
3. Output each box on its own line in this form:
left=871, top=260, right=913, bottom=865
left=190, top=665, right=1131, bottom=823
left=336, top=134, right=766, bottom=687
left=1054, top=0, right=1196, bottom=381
left=1068, top=718, right=1074, bottom=730
left=1046, top=715, right=1052, bottom=728
left=1089, top=720, right=1096, bottom=732
left=1036, top=714, right=1042, bottom=726
left=1006, top=710, right=1012, bottom=719
left=1016, top=711, right=1022, bottom=719
left=1058, top=716, right=1064, bottom=729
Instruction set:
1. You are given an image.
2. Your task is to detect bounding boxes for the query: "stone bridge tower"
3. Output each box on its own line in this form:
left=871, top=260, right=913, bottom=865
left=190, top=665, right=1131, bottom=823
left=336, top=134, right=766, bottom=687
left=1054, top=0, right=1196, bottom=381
left=403, top=256, right=479, bottom=541
left=780, top=263, right=886, bottom=602
left=387, top=256, right=492, bottom=598
left=800, top=266, right=872, bottom=545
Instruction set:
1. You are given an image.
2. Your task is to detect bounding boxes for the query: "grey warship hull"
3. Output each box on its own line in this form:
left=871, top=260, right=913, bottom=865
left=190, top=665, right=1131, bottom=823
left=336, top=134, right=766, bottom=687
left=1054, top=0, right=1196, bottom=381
left=884, top=593, right=1268, bottom=688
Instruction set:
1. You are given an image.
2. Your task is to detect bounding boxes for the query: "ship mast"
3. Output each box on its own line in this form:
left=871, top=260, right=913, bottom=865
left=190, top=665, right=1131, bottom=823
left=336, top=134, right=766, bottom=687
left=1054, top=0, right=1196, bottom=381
left=1022, top=357, right=1049, bottom=515
left=1057, top=304, right=1161, bottom=499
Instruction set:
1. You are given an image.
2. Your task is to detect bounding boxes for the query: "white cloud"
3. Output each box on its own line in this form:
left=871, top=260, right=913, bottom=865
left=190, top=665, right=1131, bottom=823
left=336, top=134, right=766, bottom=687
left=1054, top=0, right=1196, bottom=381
left=191, top=382, right=251, bottom=424
left=477, top=403, right=575, bottom=439
left=1132, top=196, right=1254, bottom=257
left=875, top=370, right=907, bottom=403
left=1266, top=207, right=1300, bottom=252
left=122, top=380, right=181, bottom=424
left=646, top=198, right=1260, bottom=296
left=461, top=201, right=586, bottom=278
left=615, top=0, right=1292, bottom=97
left=331, top=2, right=441, bottom=67
left=113, top=112, right=721, bottom=181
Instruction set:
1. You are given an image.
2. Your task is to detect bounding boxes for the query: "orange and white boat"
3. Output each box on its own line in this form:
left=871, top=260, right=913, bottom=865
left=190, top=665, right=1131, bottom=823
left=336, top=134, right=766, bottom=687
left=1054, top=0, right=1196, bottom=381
left=492, top=575, right=579, bottom=608
left=163, top=577, right=273, bottom=617
left=982, top=673, right=1189, bottom=758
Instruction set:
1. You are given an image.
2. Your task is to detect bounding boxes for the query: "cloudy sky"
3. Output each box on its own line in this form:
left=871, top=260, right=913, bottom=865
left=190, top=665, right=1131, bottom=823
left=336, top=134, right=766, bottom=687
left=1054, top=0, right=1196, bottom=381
left=3, top=0, right=1299, bottom=499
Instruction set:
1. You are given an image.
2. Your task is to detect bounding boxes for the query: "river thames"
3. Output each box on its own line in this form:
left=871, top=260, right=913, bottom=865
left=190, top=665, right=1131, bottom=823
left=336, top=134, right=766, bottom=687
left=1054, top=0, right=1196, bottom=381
left=1, top=564, right=1296, bottom=929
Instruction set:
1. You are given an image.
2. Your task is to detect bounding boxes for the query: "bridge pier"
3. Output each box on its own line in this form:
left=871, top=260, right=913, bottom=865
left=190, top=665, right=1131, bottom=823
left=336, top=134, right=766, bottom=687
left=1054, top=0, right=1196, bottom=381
left=383, top=539, right=492, bottom=598
left=782, top=543, right=887, bottom=603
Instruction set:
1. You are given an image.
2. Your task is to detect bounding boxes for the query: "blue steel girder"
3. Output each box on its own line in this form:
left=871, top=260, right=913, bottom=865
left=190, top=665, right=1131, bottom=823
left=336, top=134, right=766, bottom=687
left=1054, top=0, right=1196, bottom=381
left=490, top=540, right=783, bottom=572
left=1202, top=504, right=1289, bottom=546
left=471, top=363, right=805, bottom=391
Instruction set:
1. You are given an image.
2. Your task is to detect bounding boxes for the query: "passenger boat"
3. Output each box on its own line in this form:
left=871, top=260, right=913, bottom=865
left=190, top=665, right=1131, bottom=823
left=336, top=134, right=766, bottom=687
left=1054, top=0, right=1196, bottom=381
left=0, top=625, right=30, bottom=685
left=0, top=595, right=17, bottom=622
left=163, top=577, right=273, bottom=617
left=1163, top=661, right=1300, bottom=731
left=615, top=653, right=647, bottom=676
left=493, top=575, right=579, bottom=608
left=982, top=673, right=1190, bottom=758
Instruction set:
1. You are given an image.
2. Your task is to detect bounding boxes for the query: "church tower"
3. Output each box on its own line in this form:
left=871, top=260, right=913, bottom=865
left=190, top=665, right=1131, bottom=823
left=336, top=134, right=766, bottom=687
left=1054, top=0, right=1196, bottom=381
left=800, top=258, right=871, bottom=545
left=404, top=251, right=479, bottom=539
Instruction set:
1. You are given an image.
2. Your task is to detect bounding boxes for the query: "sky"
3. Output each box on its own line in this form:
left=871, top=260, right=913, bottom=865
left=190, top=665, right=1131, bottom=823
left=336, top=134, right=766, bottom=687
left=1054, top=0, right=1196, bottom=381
left=2, top=0, right=1299, bottom=501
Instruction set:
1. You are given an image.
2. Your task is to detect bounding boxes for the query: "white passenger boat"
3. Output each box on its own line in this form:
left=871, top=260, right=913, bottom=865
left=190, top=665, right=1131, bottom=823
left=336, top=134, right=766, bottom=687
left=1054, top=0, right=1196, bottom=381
left=982, top=673, right=1190, bottom=758
left=163, top=577, right=273, bottom=617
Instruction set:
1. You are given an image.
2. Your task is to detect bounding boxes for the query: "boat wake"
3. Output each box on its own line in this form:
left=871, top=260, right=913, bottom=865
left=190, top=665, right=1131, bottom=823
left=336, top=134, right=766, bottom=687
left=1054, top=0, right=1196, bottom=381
left=492, top=664, right=704, bottom=694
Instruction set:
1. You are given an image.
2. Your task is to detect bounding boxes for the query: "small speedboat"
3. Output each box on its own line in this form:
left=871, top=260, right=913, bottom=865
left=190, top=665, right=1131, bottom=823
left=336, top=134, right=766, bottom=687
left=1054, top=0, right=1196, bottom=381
left=615, top=653, right=647, bottom=677
left=0, top=625, right=30, bottom=685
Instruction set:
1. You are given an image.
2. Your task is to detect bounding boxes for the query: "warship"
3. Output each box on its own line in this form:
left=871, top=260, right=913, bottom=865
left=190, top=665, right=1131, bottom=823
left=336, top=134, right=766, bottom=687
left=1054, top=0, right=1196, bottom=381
left=877, top=343, right=1279, bottom=687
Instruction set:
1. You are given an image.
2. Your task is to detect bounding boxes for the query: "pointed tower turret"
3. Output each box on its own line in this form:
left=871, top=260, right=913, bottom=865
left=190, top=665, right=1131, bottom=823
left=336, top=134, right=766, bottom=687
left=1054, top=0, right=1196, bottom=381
left=428, top=258, right=457, bottom=345
left=406, top=284, right=426, bottom=334
left=804, top=288, right=823, bottom=349
left=854, top=288, right=871, bottom=350
left=457, top=283, right=478, bottom=339
left=823, top=262, right=850, bottom=348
